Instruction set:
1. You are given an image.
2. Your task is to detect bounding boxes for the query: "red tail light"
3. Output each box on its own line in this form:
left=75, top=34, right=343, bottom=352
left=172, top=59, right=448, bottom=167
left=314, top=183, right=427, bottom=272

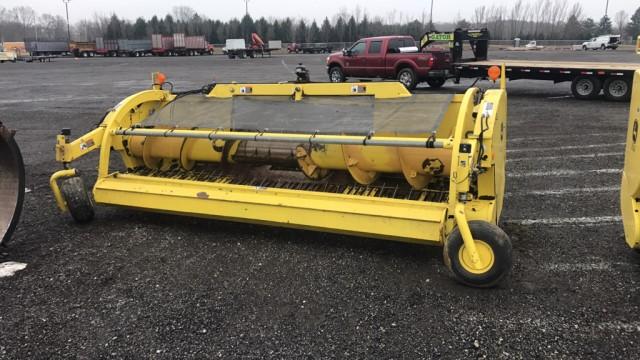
left=427, top=55, right=435, bottom=68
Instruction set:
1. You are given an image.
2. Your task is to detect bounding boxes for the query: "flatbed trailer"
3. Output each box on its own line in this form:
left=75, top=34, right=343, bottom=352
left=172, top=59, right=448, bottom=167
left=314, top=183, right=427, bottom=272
left=455, top=59, right=639, bottom=101
left=420, top=28, right=639, bottom=101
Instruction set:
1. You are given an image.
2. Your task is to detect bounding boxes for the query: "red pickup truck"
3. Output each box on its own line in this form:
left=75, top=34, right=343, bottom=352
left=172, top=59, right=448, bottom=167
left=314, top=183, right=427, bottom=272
left=326, top=35, right=451, bottom=90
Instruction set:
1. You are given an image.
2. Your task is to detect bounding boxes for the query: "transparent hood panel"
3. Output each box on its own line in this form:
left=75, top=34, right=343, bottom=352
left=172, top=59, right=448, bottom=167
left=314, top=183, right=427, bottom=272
left=144, top=93, right=453, bottom=134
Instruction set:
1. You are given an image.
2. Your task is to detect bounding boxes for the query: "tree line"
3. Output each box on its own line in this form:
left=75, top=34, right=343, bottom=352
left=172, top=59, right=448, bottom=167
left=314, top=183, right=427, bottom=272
left=1, top=2, right=639, bottom=44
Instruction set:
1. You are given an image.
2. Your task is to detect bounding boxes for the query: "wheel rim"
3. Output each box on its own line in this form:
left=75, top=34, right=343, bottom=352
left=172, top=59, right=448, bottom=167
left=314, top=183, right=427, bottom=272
left=330, top=70, right=341, bottom=82
left=458, top=240, right=495, bottom=274
left=608, top=80, right=628, bottom=98
left=399, top=72, right=413, bottom=87
left=576, top=79, right=594, bottom=96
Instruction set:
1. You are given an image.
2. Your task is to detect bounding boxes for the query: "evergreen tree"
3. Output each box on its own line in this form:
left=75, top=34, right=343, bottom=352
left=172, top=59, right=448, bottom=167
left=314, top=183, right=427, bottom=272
left=598, top=15, right=612, bottom=35
left=308, top=21, right=320, bottom=42
left=149, top=15, right=159, bottom=34
left=281, top=18, right=293, bottom=42
left=358, top=15, right=369, bottom=37
left=106, top=14, right=123, bottom=39
left=320, top=17, right=332, bottom=42
left=346, top=16, right=357, bottom=41
left=132, top=17, right=147, bottom=39
left=164, top=15, right=175, bottom=34
left=581, top=18, right=598, bottom=38
left=240, top=14, right=255, bottom=39
left=295, top=20, right=307, bottom=43
left=334, top=17, right=345, bottom=42
left=563, top=14, right=583, bottom=40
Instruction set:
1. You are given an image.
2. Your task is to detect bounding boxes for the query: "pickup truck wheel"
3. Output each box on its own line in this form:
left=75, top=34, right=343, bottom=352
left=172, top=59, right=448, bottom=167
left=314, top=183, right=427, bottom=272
left=397, top=68, right=417, bottom=90
left=426, top=77, right=446, bottom=89
left=603, top=78, right=631, bottom=101
left=582, top=45, right=588, bottom=51
left=600, top=44, right=606, bottom=50
left=571, top=76, right=601, bottom=100
left=329, top=67, right=345, bottom=83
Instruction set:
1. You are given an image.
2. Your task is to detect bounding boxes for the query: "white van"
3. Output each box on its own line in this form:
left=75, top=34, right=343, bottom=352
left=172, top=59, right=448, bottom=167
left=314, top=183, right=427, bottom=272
left=582, top=35, right=621, bottom=50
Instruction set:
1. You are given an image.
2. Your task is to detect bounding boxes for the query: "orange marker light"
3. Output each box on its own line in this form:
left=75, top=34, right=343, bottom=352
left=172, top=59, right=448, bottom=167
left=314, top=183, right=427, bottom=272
left=488, top=66, right=501, bottom=82
left=153, top=72, right=167, bottom=85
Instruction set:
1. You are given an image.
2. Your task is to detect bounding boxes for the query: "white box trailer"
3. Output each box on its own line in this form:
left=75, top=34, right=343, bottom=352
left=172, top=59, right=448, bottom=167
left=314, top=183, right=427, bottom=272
left=268, top=40, right=282, bottom=50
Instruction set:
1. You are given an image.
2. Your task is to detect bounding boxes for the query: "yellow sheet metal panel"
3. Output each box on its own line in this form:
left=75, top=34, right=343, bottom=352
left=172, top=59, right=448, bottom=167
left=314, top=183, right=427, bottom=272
left=93, top=174, right=448, bottom=244
left=621, top=70, right=640, bottom=249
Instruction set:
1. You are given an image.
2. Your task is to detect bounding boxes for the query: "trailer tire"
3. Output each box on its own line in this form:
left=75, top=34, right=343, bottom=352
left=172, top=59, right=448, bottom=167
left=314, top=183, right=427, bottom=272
left=603, top=77, right=631, bottom=102
left=426, top=77, right=446, bottom=89
left=571, top=76, right=601, bottom=100
left=328, top=66, right=346, bottom=83
left=397, top=68, right=417, bottom=90
left=60, top=177, right=95, bottom=224
left=444, top=221, right=512, bottom=288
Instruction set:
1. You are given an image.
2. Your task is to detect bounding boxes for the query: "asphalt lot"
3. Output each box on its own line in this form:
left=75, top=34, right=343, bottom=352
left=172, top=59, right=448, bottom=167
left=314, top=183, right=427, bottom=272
left=1, top=50, right=640, bottom=358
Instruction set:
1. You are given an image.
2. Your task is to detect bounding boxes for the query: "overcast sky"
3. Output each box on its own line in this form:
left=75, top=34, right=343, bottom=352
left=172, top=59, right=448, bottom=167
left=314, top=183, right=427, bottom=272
left=2, top=0, right=635, bottom=23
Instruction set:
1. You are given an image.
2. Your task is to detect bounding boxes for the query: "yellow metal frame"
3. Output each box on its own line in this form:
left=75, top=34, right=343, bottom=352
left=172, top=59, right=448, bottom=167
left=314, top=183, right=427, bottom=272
left=621, top=70, right=640, bottom=249
left=51, top=79, right=507, bottom=268
left=636, top=36, right=640, bottom=55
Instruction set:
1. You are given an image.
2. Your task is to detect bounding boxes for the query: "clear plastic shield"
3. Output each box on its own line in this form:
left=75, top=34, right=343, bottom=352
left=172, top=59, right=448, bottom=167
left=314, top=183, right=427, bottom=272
left=144, top=93, right=453, bottom=134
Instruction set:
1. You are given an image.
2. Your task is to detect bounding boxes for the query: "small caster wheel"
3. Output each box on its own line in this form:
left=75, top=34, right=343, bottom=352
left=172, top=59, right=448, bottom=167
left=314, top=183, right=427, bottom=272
left=443, top=221, right=512, bottom=288
left=60, top=176, right=95, bottom=223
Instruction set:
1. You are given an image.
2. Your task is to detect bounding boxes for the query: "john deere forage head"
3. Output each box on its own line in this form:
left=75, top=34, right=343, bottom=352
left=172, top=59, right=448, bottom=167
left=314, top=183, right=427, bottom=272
left=0, top=123, right=25, bottom=245
left=51, top=70, right=511, bottom=287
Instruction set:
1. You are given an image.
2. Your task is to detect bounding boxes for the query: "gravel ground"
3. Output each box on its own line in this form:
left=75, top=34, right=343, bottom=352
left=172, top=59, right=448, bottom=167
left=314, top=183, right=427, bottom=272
left=0, top=50, right=639, bottom=359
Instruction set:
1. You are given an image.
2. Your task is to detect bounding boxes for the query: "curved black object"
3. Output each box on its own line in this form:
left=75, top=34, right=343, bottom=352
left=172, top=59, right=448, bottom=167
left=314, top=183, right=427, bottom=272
left=0, top=123, right=25, bottom=245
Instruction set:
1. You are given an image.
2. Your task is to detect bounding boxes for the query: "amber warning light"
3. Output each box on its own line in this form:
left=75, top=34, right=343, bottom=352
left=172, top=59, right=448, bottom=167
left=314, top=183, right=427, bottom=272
left=488, top=66, right=501, bottom=82
left=152, top=72, right=167, bottom=86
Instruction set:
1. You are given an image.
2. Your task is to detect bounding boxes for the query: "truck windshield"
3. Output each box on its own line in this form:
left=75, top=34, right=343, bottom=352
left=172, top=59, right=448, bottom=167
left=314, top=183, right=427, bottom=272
left=350, top=42, right=365, bottom=55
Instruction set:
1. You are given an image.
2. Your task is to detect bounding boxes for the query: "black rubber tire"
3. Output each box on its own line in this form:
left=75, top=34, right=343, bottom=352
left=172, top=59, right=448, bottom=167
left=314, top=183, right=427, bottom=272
left=443, top=221, right=512, bottom=288
left=426, top=77, right=446, bottom=89
left=603, top=77, right=631, bottom=102
left=571, top=76, right=601, bottom=100
left=600, top=44, right=606, bottom=50
left=328, top=66, right=346, bottom=83
left=582, top=45, right=587, bottom=51
left=396, top=68, right=417, bottom=90
left=60, top=177, right=95, bottom=224
left=0, top=125, right=25, bottom=246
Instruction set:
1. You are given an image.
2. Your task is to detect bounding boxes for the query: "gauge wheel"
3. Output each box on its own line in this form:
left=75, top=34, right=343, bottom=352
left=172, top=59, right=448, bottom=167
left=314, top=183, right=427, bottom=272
left=329, top=66, right=345, bottom=83
left=397, top=68, right=417, bottom=90
left=571, top=76, right=601, bottom=100
left=603, top=77, right=631, bottom=102
left=60, top=176, right=95, bottom=223
left=443, top=221, right=512, bottom=288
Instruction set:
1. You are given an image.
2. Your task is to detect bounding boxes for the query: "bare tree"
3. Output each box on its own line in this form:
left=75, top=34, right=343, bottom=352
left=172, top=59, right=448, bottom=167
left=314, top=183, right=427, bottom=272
left=13, top=6, right=36, bottom=38
left=472, top=6, right=487, bottom=28
left=614, top=10, right=629, bottom=36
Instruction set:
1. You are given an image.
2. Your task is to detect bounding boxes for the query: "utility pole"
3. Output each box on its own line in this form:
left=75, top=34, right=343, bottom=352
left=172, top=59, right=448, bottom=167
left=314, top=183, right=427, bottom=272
left=243, top=0, right=250, bottom=17
left=605, top=0, right=610, bottom=17
left=63, top=0, right=71, bottom=42
left=429, top=0, right=434, bottom=31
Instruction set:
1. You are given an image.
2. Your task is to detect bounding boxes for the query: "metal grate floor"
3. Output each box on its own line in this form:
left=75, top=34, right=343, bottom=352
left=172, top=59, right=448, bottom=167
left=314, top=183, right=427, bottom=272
left=127, top=167, right=449, bottom=203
